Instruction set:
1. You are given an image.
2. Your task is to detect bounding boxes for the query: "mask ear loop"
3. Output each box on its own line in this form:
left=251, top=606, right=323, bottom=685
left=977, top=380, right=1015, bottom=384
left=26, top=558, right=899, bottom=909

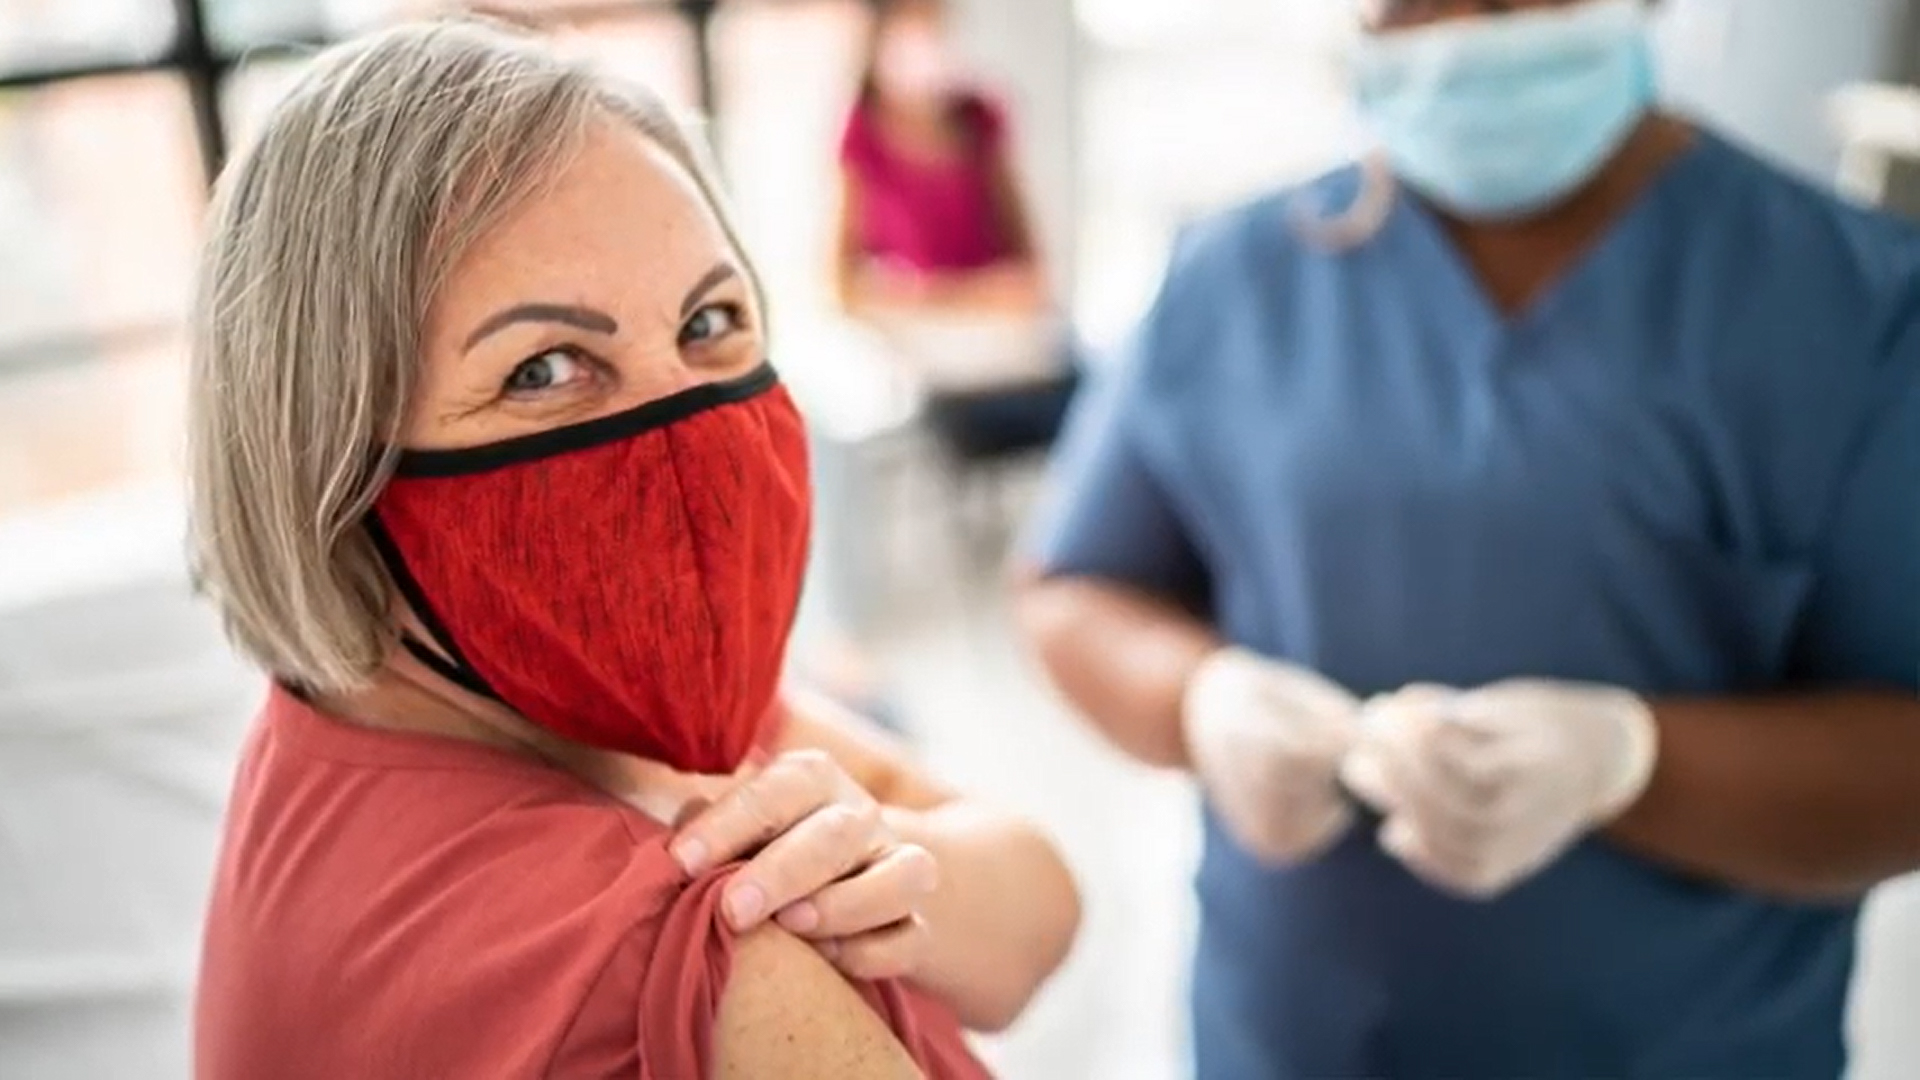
left=362, top=514, right=506, bottom=704
left=1289, top=151, right=1398, bottom=252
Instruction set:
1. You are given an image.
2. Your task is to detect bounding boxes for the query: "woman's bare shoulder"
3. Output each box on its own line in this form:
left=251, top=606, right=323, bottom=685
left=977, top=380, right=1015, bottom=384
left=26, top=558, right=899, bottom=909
left=713, top=925, right=923, bottom=1080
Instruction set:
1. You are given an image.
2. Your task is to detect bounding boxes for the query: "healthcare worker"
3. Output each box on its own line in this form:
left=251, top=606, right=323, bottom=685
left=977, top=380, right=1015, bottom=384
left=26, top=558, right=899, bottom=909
left=1018, top=0, right=1920, bottom=1075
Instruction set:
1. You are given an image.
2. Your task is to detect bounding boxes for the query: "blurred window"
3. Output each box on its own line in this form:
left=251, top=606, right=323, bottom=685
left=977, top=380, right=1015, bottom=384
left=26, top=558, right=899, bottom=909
left=221, top=12, right=698, bottom=151
left=0, top=77, right=202, bottom=356
left=548, top=8, right=701, bottom=112
left=1071, top=0, right=1362, bottom=349
left=0, top=0, right=176, bottom=73
left=712, top=0, right=866, bottom=336
left=0, top=0, right=730, bottom=520
left=0, top=76, right=203, bottom=511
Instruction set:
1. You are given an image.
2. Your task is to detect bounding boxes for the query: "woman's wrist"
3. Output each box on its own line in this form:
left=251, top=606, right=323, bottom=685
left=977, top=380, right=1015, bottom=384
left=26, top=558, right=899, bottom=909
left=882, top=802, right=1080, bottom=1031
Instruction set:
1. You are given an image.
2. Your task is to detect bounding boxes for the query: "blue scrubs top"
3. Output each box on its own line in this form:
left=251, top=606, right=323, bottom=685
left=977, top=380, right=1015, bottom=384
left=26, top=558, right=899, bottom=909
left=1030, top=132, right=1920, bottom=1078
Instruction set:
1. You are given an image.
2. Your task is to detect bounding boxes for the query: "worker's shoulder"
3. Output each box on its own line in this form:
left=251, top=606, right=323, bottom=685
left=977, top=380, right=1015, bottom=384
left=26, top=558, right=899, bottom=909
left=1700, top=131, right=1920, bottom=291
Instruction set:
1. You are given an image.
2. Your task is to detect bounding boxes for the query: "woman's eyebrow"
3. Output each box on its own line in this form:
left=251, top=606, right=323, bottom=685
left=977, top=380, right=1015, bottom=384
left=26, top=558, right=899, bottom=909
left=463, top=303, right=620, bottom=353
left=680, top=264, right=740, bottom=320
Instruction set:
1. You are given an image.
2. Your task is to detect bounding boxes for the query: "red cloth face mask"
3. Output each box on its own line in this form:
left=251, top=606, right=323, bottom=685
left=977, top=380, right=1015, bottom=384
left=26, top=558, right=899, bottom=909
left=367, top=364, right=810, bottom=775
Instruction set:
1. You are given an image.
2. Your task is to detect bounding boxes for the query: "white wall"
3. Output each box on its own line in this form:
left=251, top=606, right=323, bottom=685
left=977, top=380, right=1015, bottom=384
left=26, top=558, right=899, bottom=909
left=952, top=0, right=1081, bottom=299
left=1656, top=0, right=1911, bottom=179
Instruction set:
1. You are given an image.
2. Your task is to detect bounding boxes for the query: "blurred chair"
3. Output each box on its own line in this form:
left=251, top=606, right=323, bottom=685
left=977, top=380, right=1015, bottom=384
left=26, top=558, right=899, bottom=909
left=0, top=486, right=256, bottom=1080
left=871, top=313, right=1080, bottom=561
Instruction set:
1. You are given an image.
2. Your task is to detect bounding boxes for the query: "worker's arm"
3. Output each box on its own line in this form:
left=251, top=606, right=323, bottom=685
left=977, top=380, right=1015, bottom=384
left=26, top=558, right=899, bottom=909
left=1608, top=693, right=1920, bottom=900
left=1013, top=574, right=1216, bottom=771
left=1619, top=373, right=1920, bottom=899
left=714, top=925, right=923, bottom=1079
left=770, top=689, right=1081, bottom=1033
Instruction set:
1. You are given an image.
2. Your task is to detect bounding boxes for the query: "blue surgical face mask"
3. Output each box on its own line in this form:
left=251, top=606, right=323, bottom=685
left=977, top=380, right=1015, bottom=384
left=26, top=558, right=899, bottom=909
left=1352, top=0, right=1656, bottom=221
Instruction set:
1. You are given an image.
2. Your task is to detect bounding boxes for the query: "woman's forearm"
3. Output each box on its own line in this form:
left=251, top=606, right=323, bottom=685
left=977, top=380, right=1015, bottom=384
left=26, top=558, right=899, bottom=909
left=1607, top=691, right=1920, bottom=900
left=886, top=801, right=1080, bottom=1032
left=774, top=689, right=1080, bottom=1029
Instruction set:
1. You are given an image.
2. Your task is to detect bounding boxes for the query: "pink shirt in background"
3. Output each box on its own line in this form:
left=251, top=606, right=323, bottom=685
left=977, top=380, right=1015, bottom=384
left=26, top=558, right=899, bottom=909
left=194, top=685, right=991, bottom=1079
left=840, top=92, right=1015, bottom=274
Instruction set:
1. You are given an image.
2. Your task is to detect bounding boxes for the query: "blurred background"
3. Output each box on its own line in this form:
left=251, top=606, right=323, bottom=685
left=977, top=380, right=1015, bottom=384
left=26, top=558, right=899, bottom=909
left=3, top=0, right=1920, bottom=1077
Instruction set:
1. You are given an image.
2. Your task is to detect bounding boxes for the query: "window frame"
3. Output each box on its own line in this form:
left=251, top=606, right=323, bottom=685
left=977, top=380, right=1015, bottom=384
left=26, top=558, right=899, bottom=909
left=0, top=0, right=724, bottom=373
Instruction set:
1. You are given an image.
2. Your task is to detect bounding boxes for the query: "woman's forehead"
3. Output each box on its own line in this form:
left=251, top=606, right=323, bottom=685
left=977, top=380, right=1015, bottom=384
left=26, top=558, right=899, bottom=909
left=430, top=123, right=732, bottom=325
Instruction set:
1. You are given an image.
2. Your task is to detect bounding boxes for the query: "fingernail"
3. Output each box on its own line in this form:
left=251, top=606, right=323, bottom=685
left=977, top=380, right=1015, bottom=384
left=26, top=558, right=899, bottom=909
left=726, top=883, right=766, bottom=929
left=671, top=839, right=709, bottom=876
left=779, top=902, right=821, bottom=934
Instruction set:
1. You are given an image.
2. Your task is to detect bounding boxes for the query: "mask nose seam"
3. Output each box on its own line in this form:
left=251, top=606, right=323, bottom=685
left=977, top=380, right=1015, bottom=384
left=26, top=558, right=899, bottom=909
left=661, top=422, right=732, bottom=768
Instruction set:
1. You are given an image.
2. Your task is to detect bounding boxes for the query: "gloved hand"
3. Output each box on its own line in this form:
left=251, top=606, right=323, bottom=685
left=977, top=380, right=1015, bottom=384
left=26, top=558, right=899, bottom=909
left=1182, top=647, right=1366, bottom=866
left=1341, top=680, right=1659, bottom=899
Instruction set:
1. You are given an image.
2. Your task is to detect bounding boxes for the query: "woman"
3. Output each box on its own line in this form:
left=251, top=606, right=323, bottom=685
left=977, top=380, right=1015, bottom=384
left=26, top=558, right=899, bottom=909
left=1019, top=0, right=1920, bottom=1076
left=189, top=20, right=1078, bottom=1078
left=836, top=0, right=1076, bottom=460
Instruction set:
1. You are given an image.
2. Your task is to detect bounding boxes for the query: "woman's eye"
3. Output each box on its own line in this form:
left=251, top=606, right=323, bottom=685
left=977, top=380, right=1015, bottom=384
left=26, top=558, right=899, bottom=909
left=503, top=349, right=587, bottom=396
left=680, top=302, right=744, bottom=346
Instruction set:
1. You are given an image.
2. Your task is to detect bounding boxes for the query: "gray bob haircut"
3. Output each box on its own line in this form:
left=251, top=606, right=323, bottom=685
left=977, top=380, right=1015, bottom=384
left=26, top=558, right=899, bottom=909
left=188, top=18, right=758, bottom=693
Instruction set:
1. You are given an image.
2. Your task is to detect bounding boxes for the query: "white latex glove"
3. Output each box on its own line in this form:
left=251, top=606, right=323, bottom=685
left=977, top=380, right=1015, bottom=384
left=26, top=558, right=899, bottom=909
left=1341, top=680, right=1659, bottom=899
left=1182, top=647, right=1366, bottom=866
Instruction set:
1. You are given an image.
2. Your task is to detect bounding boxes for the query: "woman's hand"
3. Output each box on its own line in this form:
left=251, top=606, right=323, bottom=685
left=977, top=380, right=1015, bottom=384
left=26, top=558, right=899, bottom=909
left=670, top=750, right=942, bottom=982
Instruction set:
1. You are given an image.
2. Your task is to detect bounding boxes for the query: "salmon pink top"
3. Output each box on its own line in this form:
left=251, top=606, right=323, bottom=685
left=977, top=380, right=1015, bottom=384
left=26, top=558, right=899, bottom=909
left=194, top=685, right=990, bottom=1079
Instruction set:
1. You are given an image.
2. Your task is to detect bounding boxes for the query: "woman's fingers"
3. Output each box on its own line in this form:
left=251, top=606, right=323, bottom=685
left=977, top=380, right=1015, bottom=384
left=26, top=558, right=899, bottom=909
left=724, top=798, right=888, bottom=930
left=664, top=749, right=925, bottom=941
left=670, top=750, right=843, bottom=875
left=823, top=915, right=934, bottom=983
left=777, top=843, right=939, bottom=940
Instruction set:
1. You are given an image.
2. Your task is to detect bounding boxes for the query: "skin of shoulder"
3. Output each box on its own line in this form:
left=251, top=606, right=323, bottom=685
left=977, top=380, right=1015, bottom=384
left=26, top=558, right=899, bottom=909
left=712, top=924, right=924, bottom=1080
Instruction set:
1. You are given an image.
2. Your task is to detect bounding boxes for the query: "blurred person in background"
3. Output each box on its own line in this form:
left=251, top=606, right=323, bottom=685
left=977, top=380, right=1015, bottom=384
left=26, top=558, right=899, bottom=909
left=189, top=20, right=1077, bottom=1078
left=1019, top=0, right=1919, bottom=1076
left=835, top=0, right=1079, bottom=461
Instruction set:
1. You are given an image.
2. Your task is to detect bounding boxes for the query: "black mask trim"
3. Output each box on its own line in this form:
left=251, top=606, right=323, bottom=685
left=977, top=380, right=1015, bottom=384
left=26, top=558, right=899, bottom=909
left=392, top=363, right=779, bottom=480
left=363, top=512, right=503, bottom=703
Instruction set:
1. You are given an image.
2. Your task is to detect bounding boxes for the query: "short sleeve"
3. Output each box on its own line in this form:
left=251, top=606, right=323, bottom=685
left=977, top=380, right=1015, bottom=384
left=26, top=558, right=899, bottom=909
left=627, top=865, right=991, bottom=1079
left=634, top=869, right=738, bottom=1080
left=1788, top=338, right=1920, bottom=690
left=1024, top=252, right=1211, bottom=608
